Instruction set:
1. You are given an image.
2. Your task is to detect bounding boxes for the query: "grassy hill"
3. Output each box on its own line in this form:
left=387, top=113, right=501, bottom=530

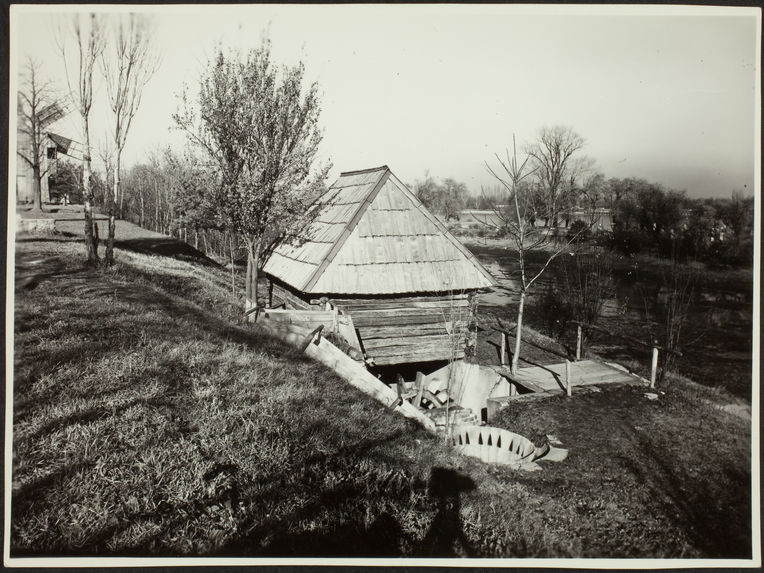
left=9, top=216, right=753, bottom=559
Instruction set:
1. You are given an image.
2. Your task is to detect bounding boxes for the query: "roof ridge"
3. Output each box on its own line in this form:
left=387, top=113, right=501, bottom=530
left=339, top=165, right=389, bottom=176
left=301, top=168, right=390, bottom=292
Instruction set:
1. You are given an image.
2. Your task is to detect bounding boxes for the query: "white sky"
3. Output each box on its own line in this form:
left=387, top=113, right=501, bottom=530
left=10, top=4, right=760, bottom=198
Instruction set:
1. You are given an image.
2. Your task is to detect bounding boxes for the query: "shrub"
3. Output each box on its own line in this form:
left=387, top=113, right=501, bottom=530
left=568, top=219, right=590, bottom=243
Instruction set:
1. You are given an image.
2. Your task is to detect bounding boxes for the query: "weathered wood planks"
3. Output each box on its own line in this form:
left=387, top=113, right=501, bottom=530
left=266, top=279, right=476, bottom=366
left=497, top=360, right=646, bottom=394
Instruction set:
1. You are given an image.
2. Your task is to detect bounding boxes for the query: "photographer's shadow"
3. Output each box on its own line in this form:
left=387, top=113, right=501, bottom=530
left=418, top=467, right=475, bottom=557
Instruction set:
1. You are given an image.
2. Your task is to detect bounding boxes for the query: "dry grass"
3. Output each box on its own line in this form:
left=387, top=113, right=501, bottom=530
left=10, top=226, right=753, bottom=559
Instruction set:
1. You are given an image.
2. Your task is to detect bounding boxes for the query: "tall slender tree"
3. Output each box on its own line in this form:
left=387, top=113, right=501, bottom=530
left=175, top=38, right=330, bottom=309
left=485, top=135, right=594, bottom=374
left=100, top=13, right=160, bottom=266
left=16, top=58, right=66, bottom=212
left=57, top=13, right=105, bottom=265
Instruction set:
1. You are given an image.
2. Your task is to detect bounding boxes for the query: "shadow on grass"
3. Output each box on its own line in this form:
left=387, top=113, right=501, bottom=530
left=215, top=462, right=475, bottom=558
left=619, top=426, right=752, bottom=558
left=114, top=238, right=219, bottom=267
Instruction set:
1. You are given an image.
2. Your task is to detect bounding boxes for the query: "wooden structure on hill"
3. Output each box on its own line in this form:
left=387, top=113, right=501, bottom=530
left=263, top=165, right=496, bottom=366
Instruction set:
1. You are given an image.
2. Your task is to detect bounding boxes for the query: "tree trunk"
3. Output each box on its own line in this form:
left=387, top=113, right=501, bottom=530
left=82, top=117, right=99, bottom=266
left=154, top=181, right=160, bottom=233
left=104, top=152, right=120, bottom=266
left=202, top=229, right=209, bottom=255
left=229, top=231, right=236, bottom=300
left=245, top=236, right=262, bottom=310
left=139, top=192, right=145, bottom=228
left=511, top=290, right=526, bottom=375
left=118, top=181, right=125, bottom=219
left=194, top=229, right=198, bottom=250
left=32, top=163, right=43, bottom=212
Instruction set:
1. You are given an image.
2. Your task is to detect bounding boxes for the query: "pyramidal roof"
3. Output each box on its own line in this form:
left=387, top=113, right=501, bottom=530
left=263, top=166, right=497, bottom=295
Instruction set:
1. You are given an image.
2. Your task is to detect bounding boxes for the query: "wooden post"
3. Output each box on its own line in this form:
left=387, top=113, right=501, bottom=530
left=576, top=325, right=582, bottom=361
left=500, top=332, right=507, bottom=365
left=396, top=374, right=404, bottom=401
left=565, top=359, right=572, bottom=397
left=415, top=371, right=425, bottom=409
left=650, top=347, right=659, bottom=388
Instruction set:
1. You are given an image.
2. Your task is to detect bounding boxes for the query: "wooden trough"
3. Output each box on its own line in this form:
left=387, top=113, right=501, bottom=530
left=253, top=318, right=437, bottom=433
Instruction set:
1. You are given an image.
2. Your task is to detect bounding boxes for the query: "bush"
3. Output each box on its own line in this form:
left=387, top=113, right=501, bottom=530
left=612, top=227, right=649, bottom=256
left=568, top=220, right=590, bottom=243
left=592, top=229, right=613, bottom=249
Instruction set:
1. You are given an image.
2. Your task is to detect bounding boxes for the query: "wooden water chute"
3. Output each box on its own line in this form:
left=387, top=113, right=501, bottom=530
left=263, top=166, right=497, bottom=366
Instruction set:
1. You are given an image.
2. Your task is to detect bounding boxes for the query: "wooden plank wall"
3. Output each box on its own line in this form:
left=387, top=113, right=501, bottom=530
left=331, top=294, right=474, bottom=366
left=267, top=277, right=479, bottom=366
left=270, top=280, right=312, bottom=310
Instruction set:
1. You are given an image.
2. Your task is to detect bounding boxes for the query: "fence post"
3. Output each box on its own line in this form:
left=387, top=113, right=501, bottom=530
left=500, top=332, right=507, bottom=366
left=576, top=325, right=583, bottom=361
left=650, top=347, right=659, bottom=388
left=565, top=359, right=572, bottom=397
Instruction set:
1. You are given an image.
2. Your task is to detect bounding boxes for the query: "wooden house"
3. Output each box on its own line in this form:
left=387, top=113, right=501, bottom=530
left=263, top=166, right=497, bottom=367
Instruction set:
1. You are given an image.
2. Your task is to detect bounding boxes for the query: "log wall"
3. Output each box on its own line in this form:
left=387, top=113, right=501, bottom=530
left=266, top=277, right=479, bottom=366
left=330, top=293, right=475, bottom=366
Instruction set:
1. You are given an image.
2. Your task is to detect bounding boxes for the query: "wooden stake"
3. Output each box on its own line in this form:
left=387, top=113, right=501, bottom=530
left=650, top=347, right=659, bottom=388
left=565, top=359, right=572, bottom=396
left=500, top=332, right=507, bottom=365
left=415, top=371, right=425, bottom=409
left=576, top=325, right=582, bottom=361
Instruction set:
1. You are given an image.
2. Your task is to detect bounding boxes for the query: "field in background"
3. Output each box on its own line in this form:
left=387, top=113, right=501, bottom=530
left=8, top=219, right=753, bottom=558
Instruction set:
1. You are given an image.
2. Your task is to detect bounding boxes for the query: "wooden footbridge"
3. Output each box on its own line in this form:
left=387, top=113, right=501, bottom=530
left=494, top=359, right=645, bottom=395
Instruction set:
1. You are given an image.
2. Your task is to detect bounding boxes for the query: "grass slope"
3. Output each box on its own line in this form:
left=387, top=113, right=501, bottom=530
left=10, top=226, right=753, bottom=558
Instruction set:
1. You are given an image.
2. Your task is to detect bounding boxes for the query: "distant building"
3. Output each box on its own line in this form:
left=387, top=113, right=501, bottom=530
left=458, top=208, right=614, bottom=232
left=16, top=96, right=79, bottom=205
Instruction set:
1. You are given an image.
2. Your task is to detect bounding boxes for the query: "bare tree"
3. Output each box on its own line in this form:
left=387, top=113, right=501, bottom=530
left=16, top=58, right=66, bottom=212
left=485, top=135, right=593, bottom=374
left=57, top=13, right=105, bottom=266
left=96, top=135, right=115, bottom=196
left=527, top=126, right=586, bottom=229
left=100, top=13, right=160, bottom=266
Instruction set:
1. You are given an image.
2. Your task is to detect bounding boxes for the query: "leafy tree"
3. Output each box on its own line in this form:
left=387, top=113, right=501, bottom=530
left=720, top=190, right=754, bottom=260
left=414, top=175, right=467, bottom=221
left=414, top=173, right=440, bottom=213
left=440, top=178, right=468, bottom=221
left=16, top=58, right=66, bottom=212
left=175, top=38, right=330, bottom=308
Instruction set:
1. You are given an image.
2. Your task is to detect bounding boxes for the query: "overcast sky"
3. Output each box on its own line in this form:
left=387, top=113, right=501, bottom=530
left=11, top=4, right=760, bottom=198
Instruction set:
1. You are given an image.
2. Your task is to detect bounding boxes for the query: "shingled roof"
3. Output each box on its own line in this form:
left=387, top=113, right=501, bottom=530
left=263, top=166, right=497, bottom=295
